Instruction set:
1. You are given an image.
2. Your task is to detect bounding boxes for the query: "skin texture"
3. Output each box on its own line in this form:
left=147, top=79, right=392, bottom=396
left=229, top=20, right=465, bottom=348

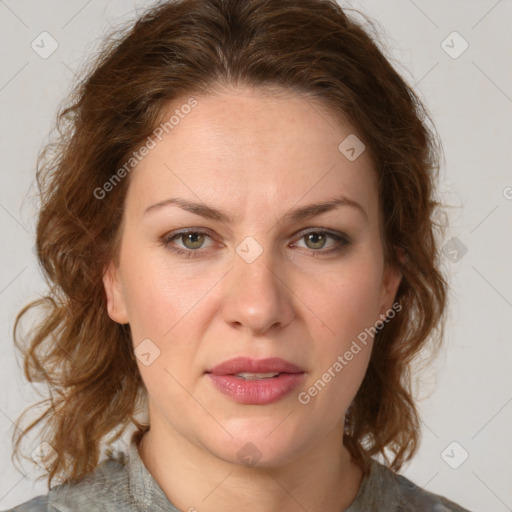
left=103, top=85, right=402, bottom=512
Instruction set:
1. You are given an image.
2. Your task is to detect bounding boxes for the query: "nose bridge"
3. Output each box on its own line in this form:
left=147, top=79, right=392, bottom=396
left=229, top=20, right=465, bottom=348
left=235, top=236, right=277, bottom=291
left=222, top=234, right=293, bottom=333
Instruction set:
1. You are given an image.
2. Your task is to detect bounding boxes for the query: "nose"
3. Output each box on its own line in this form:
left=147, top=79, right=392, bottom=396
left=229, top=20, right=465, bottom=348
left=221, top=240, right=295, bottom=335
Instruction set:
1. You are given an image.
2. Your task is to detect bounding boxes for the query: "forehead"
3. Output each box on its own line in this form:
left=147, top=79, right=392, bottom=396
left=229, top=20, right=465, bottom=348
left=125, top=86, right=378, bottom=223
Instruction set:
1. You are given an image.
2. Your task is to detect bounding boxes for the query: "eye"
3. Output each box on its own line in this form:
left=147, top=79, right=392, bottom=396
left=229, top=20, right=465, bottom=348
left=160, top=227, right=351, bottom=259
left=292, top=229, right=351, bottom=254
left=160, top=228, right=215, bottom=258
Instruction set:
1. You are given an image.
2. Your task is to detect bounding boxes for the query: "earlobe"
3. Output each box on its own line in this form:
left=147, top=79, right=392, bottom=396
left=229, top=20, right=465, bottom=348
left=102, top=262, right=129, bottom=324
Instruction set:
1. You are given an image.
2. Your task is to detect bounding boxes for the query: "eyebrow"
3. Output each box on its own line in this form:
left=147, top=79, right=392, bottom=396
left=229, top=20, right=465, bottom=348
left=143, top=195, right=368, bottom=223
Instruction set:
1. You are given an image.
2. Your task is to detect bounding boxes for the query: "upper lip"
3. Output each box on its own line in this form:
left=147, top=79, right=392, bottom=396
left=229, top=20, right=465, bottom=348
left=206, top=357, right=304, bottom=375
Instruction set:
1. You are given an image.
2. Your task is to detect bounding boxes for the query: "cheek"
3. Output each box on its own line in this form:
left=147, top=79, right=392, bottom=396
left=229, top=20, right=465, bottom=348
left=123, top=268, right=205, bottom=394
left=299, top=263, right=380, bottom=416
left=122, top=273, right=174, bottom=341
left=312, top=256, right=383, bottom=341
left=119, top=248, right=210, bottom=342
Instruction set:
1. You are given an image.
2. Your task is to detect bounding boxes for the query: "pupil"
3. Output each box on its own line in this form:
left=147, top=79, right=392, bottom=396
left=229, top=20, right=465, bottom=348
left=185, top=233, right=203, bottom=248
left=308, top=232, right=325, bottom=249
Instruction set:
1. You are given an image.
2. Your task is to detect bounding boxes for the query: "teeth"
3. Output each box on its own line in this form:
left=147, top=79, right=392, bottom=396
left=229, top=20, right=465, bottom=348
left=234, top=372, right=280, bottom=380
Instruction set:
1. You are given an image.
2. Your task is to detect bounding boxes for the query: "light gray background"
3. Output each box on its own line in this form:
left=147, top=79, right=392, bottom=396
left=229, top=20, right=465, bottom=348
left=1, top=1, right=511, bottom=511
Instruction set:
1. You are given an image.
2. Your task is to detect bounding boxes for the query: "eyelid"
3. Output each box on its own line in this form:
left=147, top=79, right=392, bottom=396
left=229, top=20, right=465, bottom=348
left=292, top=226, right=351, bottom=243
left=290, top=229, right=351, bottom=254
left=163, top=227, right=219, bottom=248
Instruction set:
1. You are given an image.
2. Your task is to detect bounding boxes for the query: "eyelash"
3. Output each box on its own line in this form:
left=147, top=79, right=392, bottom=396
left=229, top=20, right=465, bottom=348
left=159, top=227, right=351, bottom=259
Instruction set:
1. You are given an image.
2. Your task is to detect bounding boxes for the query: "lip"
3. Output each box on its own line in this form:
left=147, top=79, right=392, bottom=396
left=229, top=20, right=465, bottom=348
left=206, top=357, right=305, bottom=405
left=207, top=356, right=304, bottom=375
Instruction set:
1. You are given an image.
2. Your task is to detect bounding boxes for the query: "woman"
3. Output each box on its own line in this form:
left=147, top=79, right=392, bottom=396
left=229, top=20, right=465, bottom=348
left=7, top=0, right=471, bottom=510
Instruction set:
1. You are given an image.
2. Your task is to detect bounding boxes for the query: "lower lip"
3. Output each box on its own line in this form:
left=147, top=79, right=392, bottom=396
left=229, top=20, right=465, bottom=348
left=206, top=373, right=305, bottom=405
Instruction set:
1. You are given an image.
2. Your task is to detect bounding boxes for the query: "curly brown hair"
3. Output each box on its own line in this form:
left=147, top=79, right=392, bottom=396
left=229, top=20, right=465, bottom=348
left=12, top=0, right=447, bottom=488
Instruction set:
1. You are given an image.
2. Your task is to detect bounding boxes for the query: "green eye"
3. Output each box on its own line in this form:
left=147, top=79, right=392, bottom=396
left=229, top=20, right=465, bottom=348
left=293, top=229, right=351, bottom=254
left=304, top=232, right=328, bottom=250
left=160, top=228, right=351, bottom=259
left=180, top=232, right=206, bottom=250
left=161, top=229, right=214, bottom=258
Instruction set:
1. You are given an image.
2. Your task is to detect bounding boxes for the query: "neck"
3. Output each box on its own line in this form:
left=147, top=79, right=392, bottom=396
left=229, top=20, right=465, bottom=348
left=138, top=423, right=363, bottom=512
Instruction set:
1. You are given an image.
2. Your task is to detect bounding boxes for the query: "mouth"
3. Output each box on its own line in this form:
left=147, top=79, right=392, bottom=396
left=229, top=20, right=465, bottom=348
left=206, top=356, right=304, bottom=376
left=232, top=372, right=282, bottom=380
left=205, top=357, right=305, bottom=405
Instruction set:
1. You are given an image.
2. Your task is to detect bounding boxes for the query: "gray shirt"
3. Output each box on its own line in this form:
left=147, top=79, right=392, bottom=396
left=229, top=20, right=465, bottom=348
left=5, top=439, right=472, bottom=512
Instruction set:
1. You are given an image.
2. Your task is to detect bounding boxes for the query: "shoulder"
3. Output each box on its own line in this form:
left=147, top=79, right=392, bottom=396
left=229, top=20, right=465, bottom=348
left=392, top=470, right=472, bottom=511
left=4, top=456, right=130, bottom=512
left=350, top=459, right=473, bottom=512
left=3, top=495, right=48, bottom=512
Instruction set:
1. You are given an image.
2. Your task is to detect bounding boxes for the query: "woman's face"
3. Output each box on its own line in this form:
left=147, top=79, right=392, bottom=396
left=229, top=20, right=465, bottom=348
left=103, top=86, right=401, bottom=466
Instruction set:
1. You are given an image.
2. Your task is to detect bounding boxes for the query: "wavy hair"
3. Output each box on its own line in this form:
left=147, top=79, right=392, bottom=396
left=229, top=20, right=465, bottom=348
left=12, top=0, right=447, bottom=487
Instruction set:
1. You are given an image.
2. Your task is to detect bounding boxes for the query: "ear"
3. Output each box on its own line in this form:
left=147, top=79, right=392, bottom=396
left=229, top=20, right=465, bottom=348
left=377, top=247, right=405, bottom=318
left=102, top=261, right=129, bottom=324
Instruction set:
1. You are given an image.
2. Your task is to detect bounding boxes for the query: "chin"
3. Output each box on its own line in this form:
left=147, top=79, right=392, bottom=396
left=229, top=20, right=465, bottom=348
left=204, top=423, right=311, bottom=469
